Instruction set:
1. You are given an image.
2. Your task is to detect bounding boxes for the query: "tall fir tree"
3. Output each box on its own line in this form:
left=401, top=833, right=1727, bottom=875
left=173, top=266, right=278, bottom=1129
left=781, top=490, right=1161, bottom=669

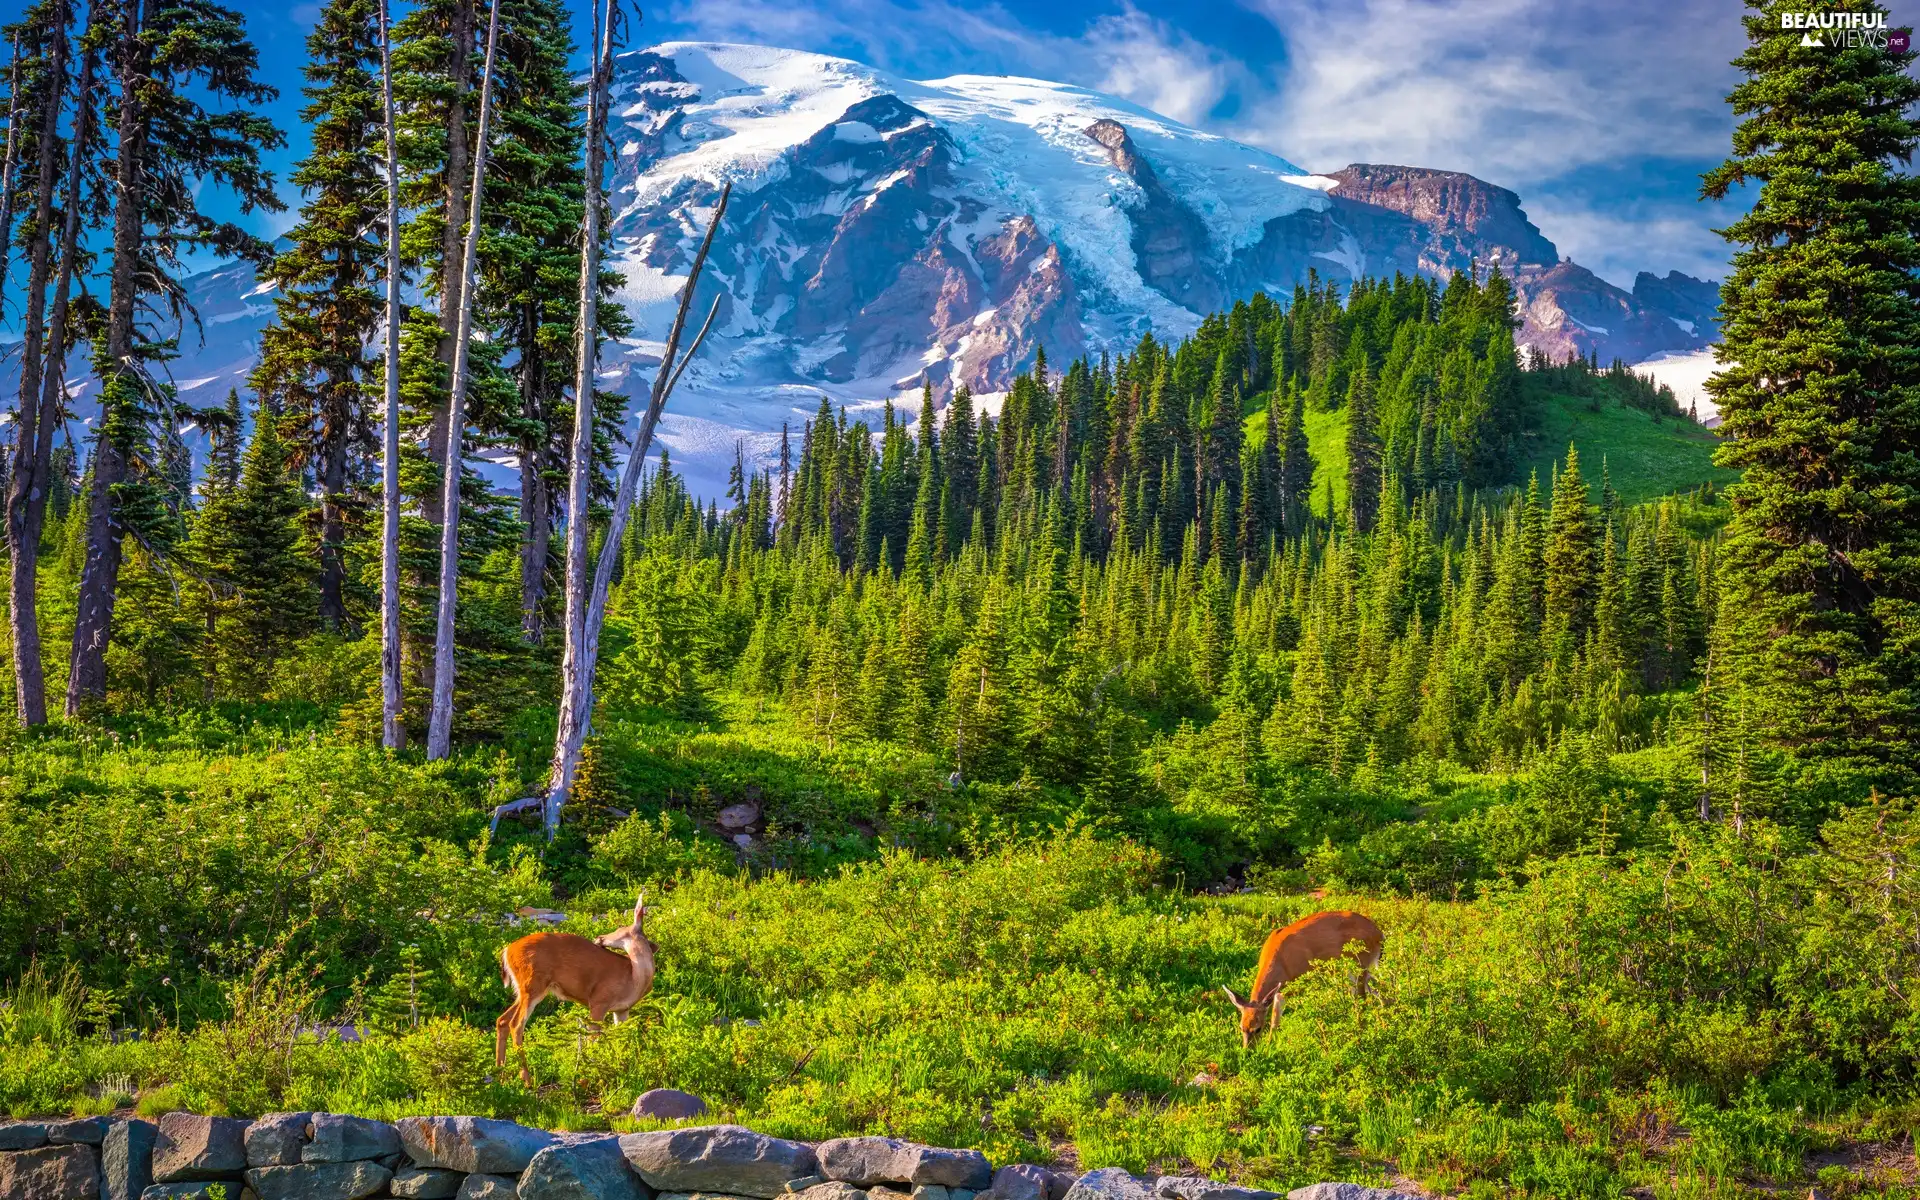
left=1703, top=0, right=1920, bottom=794
left=250, top=0, right=385, bottom=632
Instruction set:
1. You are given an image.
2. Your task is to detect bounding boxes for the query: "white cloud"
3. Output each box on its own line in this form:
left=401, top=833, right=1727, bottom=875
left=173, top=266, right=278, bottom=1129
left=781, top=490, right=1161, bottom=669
left=1229, top=0, right=1741, bottom=182
left=1518, top=200, right=1733, bottom=288
left=1082, top=7, right=1239, bottom=126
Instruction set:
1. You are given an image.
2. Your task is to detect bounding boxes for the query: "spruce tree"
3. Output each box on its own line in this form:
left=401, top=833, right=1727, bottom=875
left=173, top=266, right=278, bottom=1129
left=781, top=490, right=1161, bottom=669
left=1345, top=365, right=1381, bottom=533
left=1703, top=0, right=1920, bottom=792
left=251, top=0, right=385, bottom=632
left=186, top=409, right=315, bottom=694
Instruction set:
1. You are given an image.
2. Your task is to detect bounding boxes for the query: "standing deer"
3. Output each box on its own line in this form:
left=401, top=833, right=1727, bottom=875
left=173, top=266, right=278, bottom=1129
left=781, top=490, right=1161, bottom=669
left=1222, top=909, right=1383, bottom=1048
left=495, top=892, right=656, bottom=1086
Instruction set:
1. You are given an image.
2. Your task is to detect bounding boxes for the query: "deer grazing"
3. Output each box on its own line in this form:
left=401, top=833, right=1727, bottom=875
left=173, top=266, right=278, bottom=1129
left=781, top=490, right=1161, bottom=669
left=495, top=892, right=656, bottom=1085
left=1222, top=909, right=1383, bottom=1048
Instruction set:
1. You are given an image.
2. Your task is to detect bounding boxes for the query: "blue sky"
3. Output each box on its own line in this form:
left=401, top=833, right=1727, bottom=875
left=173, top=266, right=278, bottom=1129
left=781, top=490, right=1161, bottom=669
left=92, top=0, right=1754, bottom=287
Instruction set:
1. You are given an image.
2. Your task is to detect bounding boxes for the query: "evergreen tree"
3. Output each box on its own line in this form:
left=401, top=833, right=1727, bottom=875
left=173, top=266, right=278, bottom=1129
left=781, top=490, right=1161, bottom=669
left=67, top=0, right=286, bottom=713
left=186, top=409, right=316, bottom=694
left=1345, top=364, right=1381, bottom=533
left=1703, top=1, right=1920, bottom=793
left=251, top=0, right=385, bottom=631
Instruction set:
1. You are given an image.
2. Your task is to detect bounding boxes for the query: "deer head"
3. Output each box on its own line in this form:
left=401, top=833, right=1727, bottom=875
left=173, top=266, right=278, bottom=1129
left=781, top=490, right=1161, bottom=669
left=595, top=892, right=654, bottom=961
left=1221, top=985, right=1264, bottom=1048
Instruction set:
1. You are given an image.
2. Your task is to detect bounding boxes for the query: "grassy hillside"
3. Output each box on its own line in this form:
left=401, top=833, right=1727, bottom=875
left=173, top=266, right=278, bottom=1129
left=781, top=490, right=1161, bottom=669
left=1516, top=389, right=1736, bottom=504
left=1249, top=383, right=1731, bottom=514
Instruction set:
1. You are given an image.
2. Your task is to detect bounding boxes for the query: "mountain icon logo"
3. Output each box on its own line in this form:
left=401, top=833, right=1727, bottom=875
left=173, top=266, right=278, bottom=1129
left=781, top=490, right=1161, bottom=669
left=1799, top=30, right=1824, bottom=47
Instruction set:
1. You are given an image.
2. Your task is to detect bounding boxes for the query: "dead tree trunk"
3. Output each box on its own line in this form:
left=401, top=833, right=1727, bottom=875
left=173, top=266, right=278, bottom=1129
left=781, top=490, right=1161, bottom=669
left=424, top=0, right=503, bottom=760
left=543, top=182, right=729, bottom=836
left=544, top=0, right=618, bottom=829
left=378, top=0, right=405, bottom=749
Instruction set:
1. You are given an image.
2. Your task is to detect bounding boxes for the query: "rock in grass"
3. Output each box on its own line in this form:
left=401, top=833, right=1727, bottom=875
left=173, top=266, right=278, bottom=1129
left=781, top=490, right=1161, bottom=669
left=0, top=1143, right=102, bottom=1199
left=303, top=1115, right=401, bottom=1164
left=396, top=1116, right=556, bottom=1174
left=48, top=1116, right=113, bottom=1145
left=458, top=1173, right=520, bottom=1199
left=818, top=1139, right=991, bottom=1190
left=621, top=1125, right=817, bottom=1198
left=152, top=1114, right=249, bottom=1182
left=0, top=1122, right=49, bottom=1150
left=244, top=1115, right=311, bottom=1168
left=390, top=1165, right=466, bottom=1198
left=245, top=1161, right=392, bottom=1200
left=1156, top=1179, right=1283, bottom=1200
left=631, top=1088, right=709, bottom=1121
left=104, top=1119, right=158, bottom=1200
left=1063, top=1169, right=1155, bottom=1200
left=521, top=1136, right=647, bottom=1200
left=1285, top=1187, right=1424, bottom=1200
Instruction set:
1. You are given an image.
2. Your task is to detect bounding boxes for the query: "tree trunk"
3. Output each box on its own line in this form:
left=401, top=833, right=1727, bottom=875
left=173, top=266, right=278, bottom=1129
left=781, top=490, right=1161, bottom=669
left=317, top=398, right=349, bottom=630
left=378, top=0, right=405, bottom=749
left=423, top=0, right=502, bottom=760
left=546, top=184, right=728, bottom=833
left=545, top=0, right=619, bottom=831
left=6, top=12, right=74, bottom=725
left=519, top=430, right=550, bottom=644
left=67, top=0, right=144, bottom=716
left=0, top=34, right=25, bottom=324
left=422, top=0, right=474, bottom=530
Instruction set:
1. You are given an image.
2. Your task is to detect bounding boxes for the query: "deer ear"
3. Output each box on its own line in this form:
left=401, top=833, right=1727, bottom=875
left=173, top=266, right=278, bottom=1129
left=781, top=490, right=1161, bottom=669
left=633, top=891, right=646, bottom=927
left=1221, top=985, right=1250, bottom=1012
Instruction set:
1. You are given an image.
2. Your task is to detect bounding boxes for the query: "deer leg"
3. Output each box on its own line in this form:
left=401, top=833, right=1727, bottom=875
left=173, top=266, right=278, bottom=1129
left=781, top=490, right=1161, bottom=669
left=1358, top=950, right=1380, bottom=998
left=512, top=987, right=545, bottom=1087
left=1269, top=991, right=1284, bottom=1031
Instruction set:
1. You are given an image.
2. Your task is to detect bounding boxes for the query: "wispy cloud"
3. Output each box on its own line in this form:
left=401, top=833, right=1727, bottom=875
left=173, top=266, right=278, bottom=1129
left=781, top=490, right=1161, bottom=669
left=1230, top=0, right=1741, bottom=181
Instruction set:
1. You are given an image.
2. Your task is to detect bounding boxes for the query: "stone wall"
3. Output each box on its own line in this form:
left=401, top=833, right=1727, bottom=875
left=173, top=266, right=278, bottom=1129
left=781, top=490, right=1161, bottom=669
left=0, top=1114, right=1419, bottom=1200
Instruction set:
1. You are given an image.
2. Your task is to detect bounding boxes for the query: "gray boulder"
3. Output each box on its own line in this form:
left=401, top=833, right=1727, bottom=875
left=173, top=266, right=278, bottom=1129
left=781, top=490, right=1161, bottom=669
left=911, top=1187, right=949, bottom=1200
left=985, top=1166, right=1053, bottom=1200
left=1285, top=1188, right=1423, bottom=1200
left=304, top=1114, right=401, bottom=1163
left=1064, top=1169, right=1155, bottom=1200
left=792, top=1184, right=865, bottom=1200
left=246, top=1161, right=393, bottom=1200
left=244, top=1114, right=312, bottom=1167
left=0, top=1122, right=48, bottom=1150
left=104, top=1118, right=157, bottom=1200
left=152, top=1114, right=249, bottom=1182
left=460, top=1174, right=521, bottom=1199
left=0, top=1143, right=101, bottom=1199
left=391, top=1165, right=467, bottom=1198
left=49, top=1117, right=113, bottom=1145
left=521, top=1136, right=647, bottom=1200
left=397, top=1117, right=557, bottom=1174
left=620, top=1126, right=818, bottom=1198
left=818, top=1139, right=990, bottom=1190
left=1157, top=1179, right=1282, bottom=1200
left=657, top=1193, right=763, bottom=1200
left=631, top=1089, right=709, bottom=1122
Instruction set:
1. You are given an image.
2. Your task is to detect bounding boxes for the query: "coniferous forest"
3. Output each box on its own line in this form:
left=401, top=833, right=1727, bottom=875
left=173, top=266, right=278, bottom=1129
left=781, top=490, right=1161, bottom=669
left=2, top=1, right=1920, bottom=1197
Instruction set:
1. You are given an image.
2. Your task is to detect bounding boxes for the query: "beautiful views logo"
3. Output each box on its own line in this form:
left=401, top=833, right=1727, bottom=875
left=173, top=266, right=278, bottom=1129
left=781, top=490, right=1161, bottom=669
left=1781, top=10, right=1910, bottom=51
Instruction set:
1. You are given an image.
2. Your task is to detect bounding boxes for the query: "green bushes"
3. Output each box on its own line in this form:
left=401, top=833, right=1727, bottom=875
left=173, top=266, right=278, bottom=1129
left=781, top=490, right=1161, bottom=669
left=6, top=817, right=1919, bottom=1195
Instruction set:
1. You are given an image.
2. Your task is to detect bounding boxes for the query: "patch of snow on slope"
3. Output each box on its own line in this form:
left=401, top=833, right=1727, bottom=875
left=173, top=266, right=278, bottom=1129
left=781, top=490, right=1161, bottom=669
left=1637, top=348, right=1723, bottom=424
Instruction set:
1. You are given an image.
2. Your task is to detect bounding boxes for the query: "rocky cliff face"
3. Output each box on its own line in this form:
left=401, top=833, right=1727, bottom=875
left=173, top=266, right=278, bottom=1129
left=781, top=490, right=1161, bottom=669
left=1325, top=163, right=1559, bottom=273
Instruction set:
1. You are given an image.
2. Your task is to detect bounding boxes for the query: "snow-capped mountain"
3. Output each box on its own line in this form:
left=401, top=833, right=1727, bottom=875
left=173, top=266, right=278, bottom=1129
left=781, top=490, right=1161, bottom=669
left=28, top=42, right=1721, bottom=498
